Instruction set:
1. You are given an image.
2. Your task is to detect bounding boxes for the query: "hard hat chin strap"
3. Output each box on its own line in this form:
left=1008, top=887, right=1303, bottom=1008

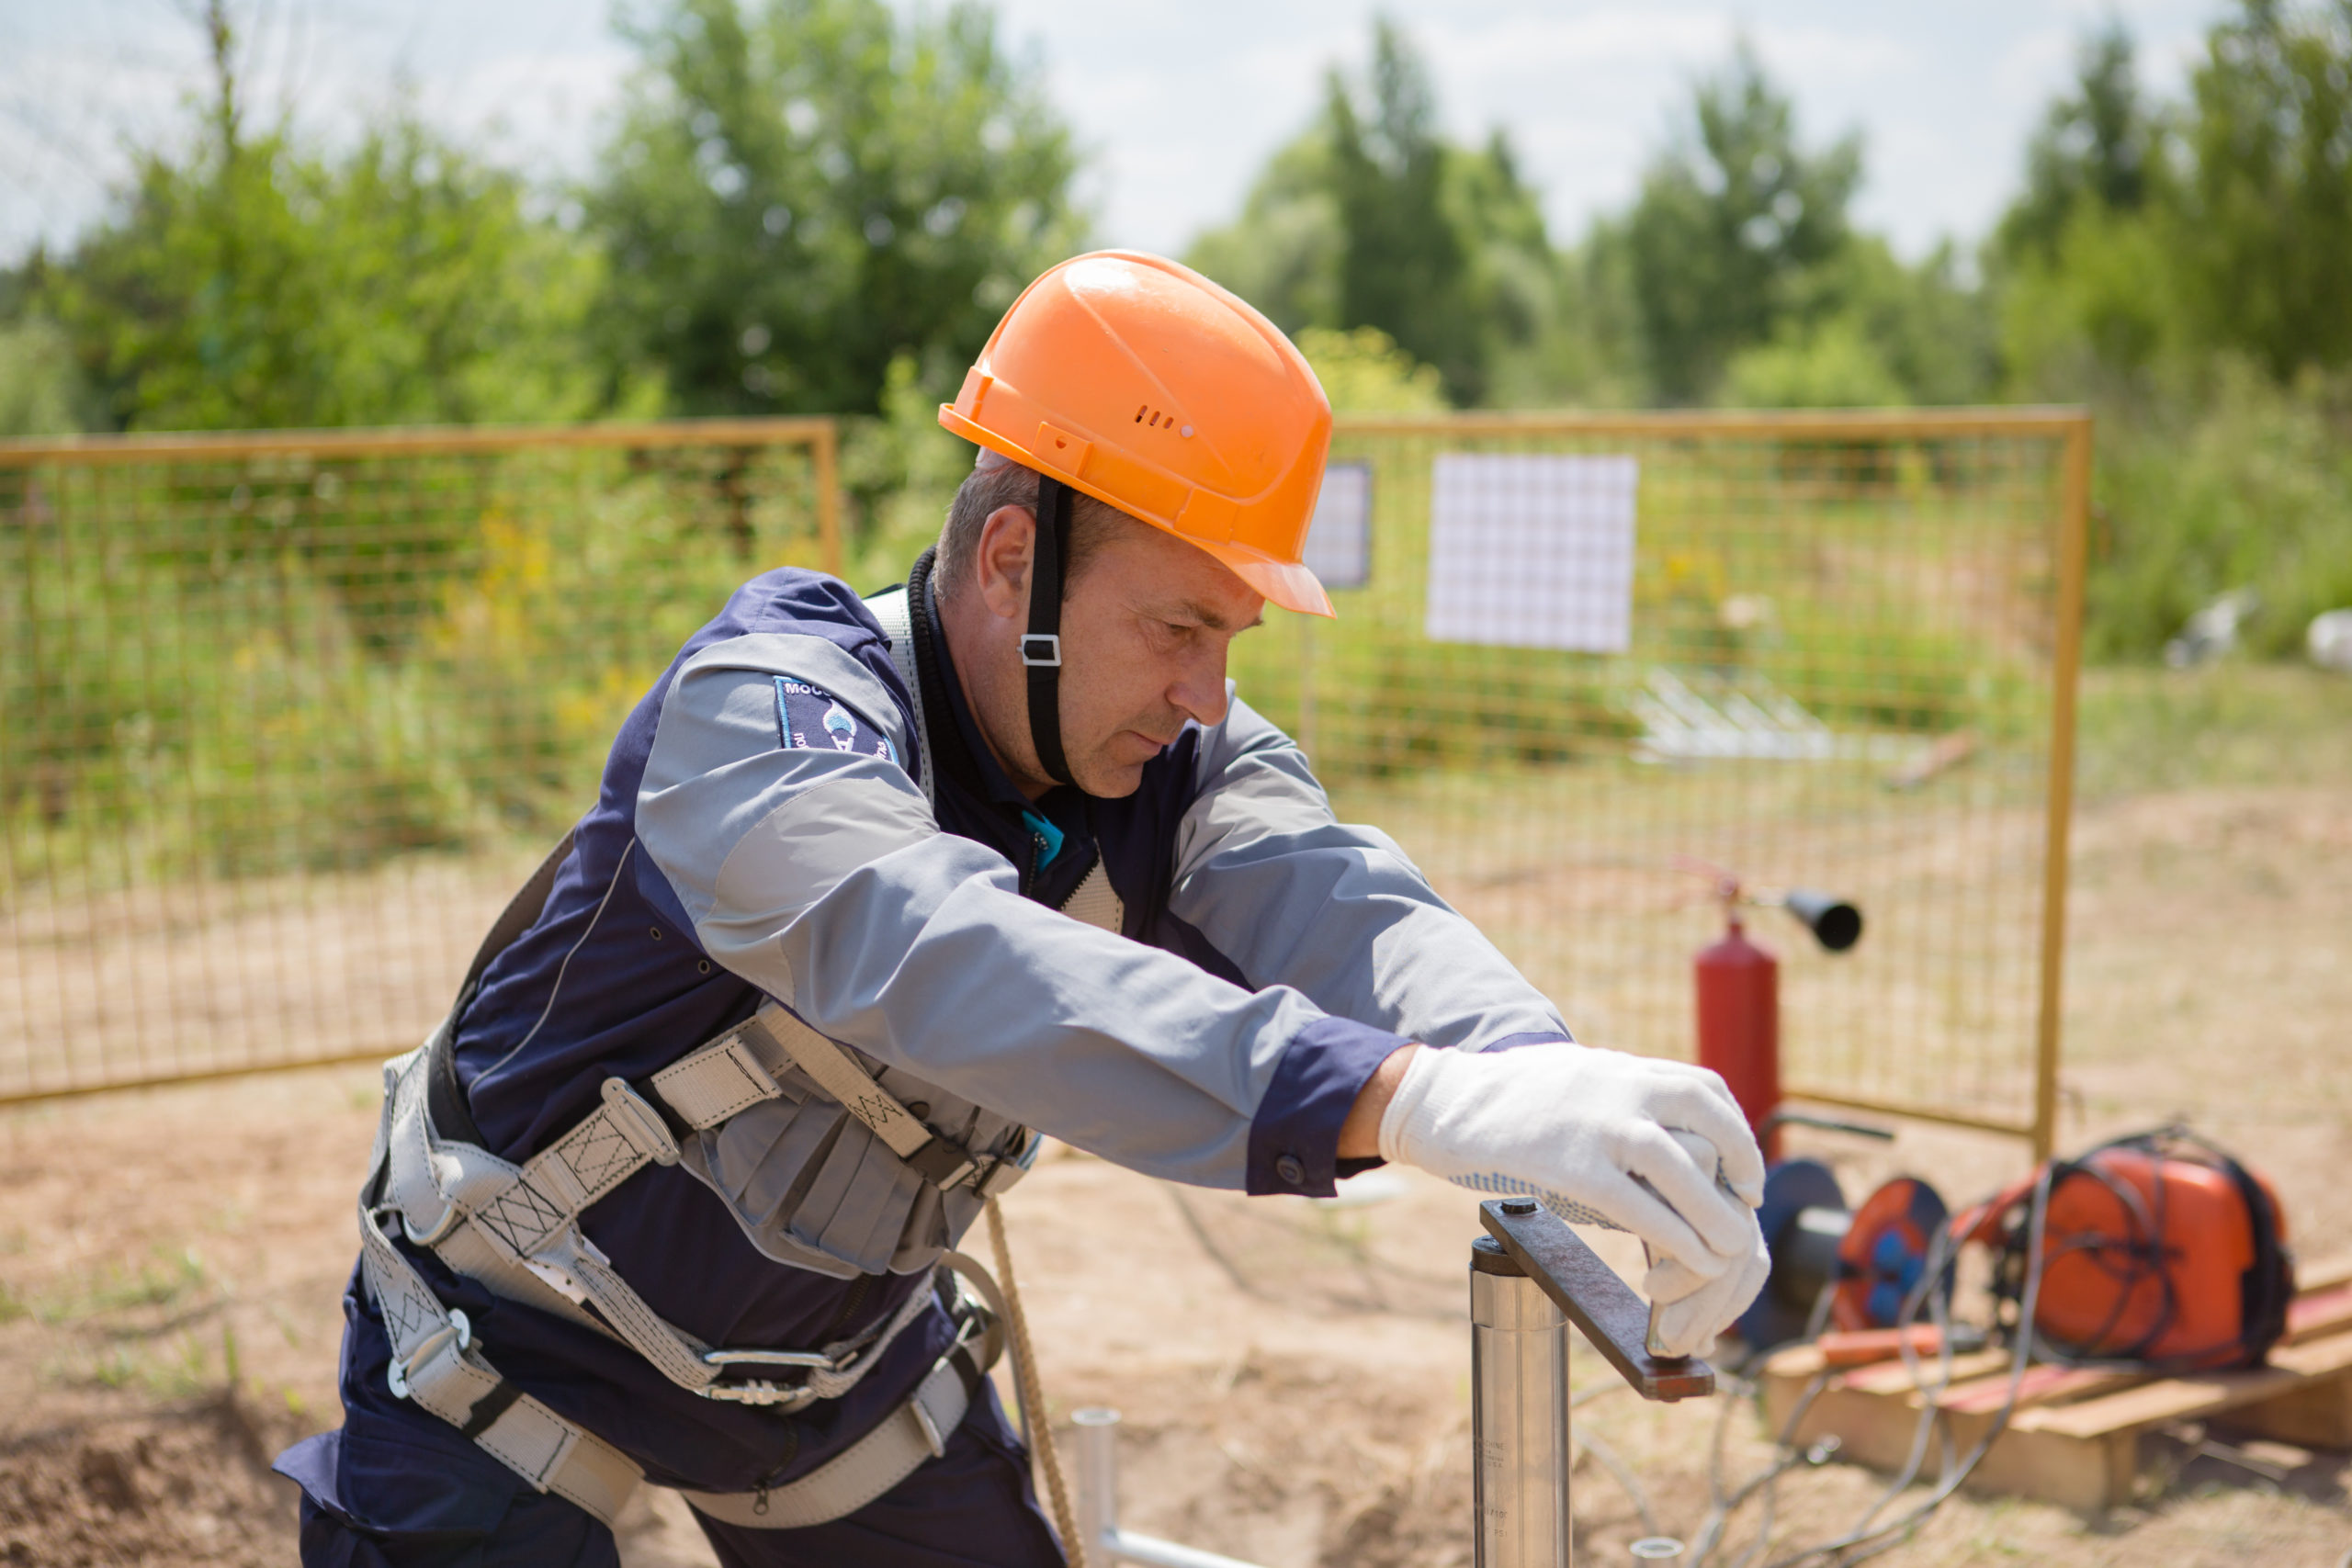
left=1019, top=477, right=1075, bottom=788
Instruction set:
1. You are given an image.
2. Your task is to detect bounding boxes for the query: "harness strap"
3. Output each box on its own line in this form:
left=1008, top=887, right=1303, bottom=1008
left=357, top=608, right=1041, bottom=1527
left=388, top=1026, right=944, bottom=1404
left=752, top=1002, right=1001, bottom=1192
left=680, top=1259, right=1001, bottom=1530
left=359, top=1059, right=640, bottom=1525
left=866, top=582, right=935, bottom=812
left=364, top=1046, right=1013, bottom=1530
left=365, top=1184, right=1003, bottom=1529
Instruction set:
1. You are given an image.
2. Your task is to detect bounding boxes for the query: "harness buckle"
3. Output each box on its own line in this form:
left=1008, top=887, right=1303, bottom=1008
left=702, top=1347, right=838, bottom=1371
left=600, top=1077, right=681, bottom=1167
left=388, top=1307, right=470, bottom=1400
left=910, top=1395, right=949, bottom=1459
left=699, top=1379, right=819, bottom=1409
left=973, top=1126, right=1042, bottom=1199
left=1018, top=634, right=1062, bottom=668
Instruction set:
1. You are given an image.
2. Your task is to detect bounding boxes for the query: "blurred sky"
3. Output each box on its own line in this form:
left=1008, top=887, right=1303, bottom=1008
left=3, top=0, right=2226, bottom=268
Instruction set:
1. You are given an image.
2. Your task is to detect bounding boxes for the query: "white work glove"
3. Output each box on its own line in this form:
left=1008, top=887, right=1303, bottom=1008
left=1378, top=1043, right=1770, bottom=1355
left=1645, top=1129, right=1774, bottom=1358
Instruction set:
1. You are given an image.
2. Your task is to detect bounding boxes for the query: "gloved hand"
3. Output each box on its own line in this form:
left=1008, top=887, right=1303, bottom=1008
left=1644, top=1129, right=1772, bottom=1357
left=1377, top=1042, right=1768, bottom=1283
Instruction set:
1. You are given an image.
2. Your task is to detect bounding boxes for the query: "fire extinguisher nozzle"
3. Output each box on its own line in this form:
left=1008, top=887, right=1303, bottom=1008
left=1781, top=888, right=1863, bottom=953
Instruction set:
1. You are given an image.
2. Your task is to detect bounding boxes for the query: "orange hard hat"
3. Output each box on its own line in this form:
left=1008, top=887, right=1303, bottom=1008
left=939, top=251, right=1337, bottom=617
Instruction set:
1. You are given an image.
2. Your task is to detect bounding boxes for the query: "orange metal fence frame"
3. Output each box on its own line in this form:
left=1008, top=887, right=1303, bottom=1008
left=0, top=410, right=2086, bottom=1160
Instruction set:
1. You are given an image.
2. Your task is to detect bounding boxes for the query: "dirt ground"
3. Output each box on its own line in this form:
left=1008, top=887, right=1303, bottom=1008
left=3, top=728, right=2350, bottom=1562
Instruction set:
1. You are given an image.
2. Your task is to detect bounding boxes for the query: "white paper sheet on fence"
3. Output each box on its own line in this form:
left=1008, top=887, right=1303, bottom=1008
left=1425, top=454, right=1638, bottom=651
left=1303, top=460, right=1372, bottom=589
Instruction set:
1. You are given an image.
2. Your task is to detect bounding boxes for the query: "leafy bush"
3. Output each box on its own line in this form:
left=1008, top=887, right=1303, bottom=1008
left=2090, top=363, right=2352, bottom=660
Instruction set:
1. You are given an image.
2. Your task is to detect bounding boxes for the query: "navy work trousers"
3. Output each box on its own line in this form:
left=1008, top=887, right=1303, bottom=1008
left=278, top=1378, right=1063, bottom=1568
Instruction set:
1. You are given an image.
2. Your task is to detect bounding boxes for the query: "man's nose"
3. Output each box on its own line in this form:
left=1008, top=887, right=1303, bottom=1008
left=1169, top=644, right=1231, bottom=728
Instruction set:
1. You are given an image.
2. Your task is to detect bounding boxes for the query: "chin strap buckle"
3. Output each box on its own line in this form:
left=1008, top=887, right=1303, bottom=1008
left=1018, top=633, right=1062, bottom=668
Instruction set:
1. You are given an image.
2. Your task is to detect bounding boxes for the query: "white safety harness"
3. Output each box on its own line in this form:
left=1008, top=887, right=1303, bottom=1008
left=357, top=820, right=1032, bottom=1527
left=356, top=580, right=1112, bottom=1531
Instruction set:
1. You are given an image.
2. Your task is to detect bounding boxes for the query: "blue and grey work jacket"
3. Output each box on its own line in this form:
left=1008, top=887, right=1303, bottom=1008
left=392, top=553, right=1570, bottom=1494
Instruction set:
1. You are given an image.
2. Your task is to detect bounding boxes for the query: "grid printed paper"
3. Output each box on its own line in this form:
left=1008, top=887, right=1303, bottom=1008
left=1425, top=454, right=1638, bottom=651
left=1302, top=460, right=1373, bottom=589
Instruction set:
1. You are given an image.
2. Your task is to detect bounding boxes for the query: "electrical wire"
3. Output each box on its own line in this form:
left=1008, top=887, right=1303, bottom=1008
left=1754, top=1162, right=2057, bottom=1567
left=1573, top=1427, right=1662, bottom=1540
left=1683, top=1163, right=2061, bottom=1568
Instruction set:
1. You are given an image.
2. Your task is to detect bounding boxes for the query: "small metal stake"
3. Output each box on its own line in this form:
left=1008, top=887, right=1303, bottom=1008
left=1073, top=1408, right=1274, bottom=1568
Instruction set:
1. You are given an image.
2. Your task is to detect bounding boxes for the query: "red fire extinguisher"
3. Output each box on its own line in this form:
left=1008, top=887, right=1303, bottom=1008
left=1691, top=872, right=1864, bottom=1165
left=1698, top=896, right=1781, bottom=1161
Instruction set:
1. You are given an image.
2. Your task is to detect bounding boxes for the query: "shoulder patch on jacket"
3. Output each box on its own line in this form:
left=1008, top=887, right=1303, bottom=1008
left=774, top=677, right=898, bottom=763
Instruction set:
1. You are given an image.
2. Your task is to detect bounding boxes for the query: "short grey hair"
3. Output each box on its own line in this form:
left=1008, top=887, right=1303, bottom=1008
left=933, top=457, right=1138, bottom=604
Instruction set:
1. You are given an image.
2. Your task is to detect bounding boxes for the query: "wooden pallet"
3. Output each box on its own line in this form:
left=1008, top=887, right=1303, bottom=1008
left=1756, top=1261, right=2352, bottom=1513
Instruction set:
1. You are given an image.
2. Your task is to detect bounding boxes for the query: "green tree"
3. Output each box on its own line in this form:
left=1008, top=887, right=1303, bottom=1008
left=1619, top=44, right=1862, bottom=403
left=1325, top=20, right=1482, bottom=400
left=1186, top=18, right=1562, bottom=406
left=0, top=312, right=97, bottom=436
left=1295, top=325, right=1447, bottom=413
left=51, top=125, right=611, bottom=432
left=1987, top=23, right=2182, bottom=394
left=588, top=0, right=1081, bottom=418
left=2171, top=0, right=2352, bottom=378
left=1996, top=23, right=2158, bottom=266
left=1183, top=133, right=1343, bottom=339
left=35, top=2, right=608, bottom=432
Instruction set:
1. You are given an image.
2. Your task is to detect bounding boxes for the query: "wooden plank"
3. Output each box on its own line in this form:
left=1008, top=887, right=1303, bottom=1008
left=1935, top=1362, right=2142, bottom=1416
left=1758, top=1359, right=2142, bottom=1512
left=2019, top=1331, right=2352, bottom=1440
left=2211, top=1374, right=2352, bottom=1449
left=2297, top=1257, right=2352, bottom=1295
left=1752, top=1279, right=2352, bottom=1516
left=2214, top=1376, right=2352, bottom=1449
left=1950, top=1425, right=2139, bottom=1514
left=1843, top=1348, right=2008, bottom=1396
left=2284, top=1280, right=2352, bottom=1346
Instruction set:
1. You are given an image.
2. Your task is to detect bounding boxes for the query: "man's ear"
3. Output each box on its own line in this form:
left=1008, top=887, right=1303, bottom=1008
left=973, top=504, right=1036, bottom=623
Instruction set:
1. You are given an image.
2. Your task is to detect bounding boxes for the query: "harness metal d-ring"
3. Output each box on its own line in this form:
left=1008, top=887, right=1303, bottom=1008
left=388, top=1307, right=471, bottom=1400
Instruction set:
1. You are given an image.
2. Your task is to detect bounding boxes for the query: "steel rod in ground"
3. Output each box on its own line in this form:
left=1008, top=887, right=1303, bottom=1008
left=1072, top=1408, right=1275, bottom=1568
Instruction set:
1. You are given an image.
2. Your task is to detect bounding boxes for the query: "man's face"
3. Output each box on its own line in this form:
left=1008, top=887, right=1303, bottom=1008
left=1052, top=515, right=1265, bottom=796
left=949, top=500, right=1265, bottom=799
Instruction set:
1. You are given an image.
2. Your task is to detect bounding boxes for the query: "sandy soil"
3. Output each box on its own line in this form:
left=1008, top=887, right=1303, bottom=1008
left=1, top=780, right=2347, bottom=1566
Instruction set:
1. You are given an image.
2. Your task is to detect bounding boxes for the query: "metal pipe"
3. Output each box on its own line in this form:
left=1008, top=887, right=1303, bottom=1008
left=1072, top=1407, right=1274, bottom=1568
left=1471, top=1235, right=1571, bottom=1568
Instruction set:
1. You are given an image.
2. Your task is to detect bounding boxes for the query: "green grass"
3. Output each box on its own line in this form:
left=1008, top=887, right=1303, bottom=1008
left=2074, top=663, right=2352, bottom=801
left=32, top=1246, right=209, bottom=1325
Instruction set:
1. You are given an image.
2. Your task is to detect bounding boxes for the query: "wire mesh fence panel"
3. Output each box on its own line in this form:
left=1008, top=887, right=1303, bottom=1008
left=1233, top=411, right=2088, bottom=1149
left=0, top=421, right=840, bottom=1101
left=1, top=409, right=2086, bottom=1148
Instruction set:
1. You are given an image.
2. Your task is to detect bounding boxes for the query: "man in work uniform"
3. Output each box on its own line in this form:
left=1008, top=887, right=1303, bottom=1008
left=276, top=252, right=1771, bottom=1567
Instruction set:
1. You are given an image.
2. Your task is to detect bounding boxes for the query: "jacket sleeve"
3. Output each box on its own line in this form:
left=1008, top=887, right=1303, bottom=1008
left=634, top=632, right=1408, bottom=1195
left=1168, top=688, right=1573, bottom=1055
